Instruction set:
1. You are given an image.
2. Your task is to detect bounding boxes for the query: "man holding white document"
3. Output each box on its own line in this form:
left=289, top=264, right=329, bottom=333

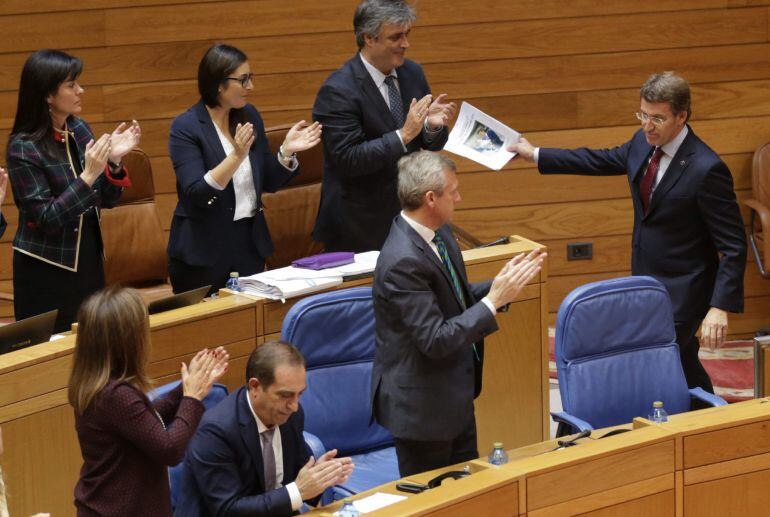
left=507, top=72, right=746, bottom=393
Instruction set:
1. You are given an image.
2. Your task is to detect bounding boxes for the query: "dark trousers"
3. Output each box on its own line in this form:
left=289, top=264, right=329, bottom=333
left=168, top=217, right=265, bottom=296
left=675, top=318, right=714, bottom=393
left=392, top=417, right=478, bottom=477
left=13, top=213, right=104, bottom=333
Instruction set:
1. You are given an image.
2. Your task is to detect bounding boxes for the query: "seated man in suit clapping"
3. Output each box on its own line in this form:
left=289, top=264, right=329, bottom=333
left=176, top=341, right=354, bottom=516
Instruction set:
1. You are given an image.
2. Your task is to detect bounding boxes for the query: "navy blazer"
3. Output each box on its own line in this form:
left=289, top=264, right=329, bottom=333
left=175, top=386, right=312, bottom=517
left=167, top=101, right=297, bottom=267
left=539, top=126, right=747, bottom=323
left=371, top=217, right=497, bottom=442
left=312, top=56, right=448, bottom=252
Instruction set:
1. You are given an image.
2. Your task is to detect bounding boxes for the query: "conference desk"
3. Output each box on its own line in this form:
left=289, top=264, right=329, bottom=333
left=307, top=399, right=770, bottom=516
left=0, top=235, right=549, bottom=515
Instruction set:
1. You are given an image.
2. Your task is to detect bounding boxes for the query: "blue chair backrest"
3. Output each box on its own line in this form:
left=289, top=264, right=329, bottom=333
left=556, top=276, right=690, bottom=429
left=148, top=380, right=229, bottom=510
left=281, top=287, right=393, bottom=456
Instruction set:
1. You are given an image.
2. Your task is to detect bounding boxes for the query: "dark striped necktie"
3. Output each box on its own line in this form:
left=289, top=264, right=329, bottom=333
left=433, top=233, right=466, bottom=309
left=384, top=75, right=405, bottom=127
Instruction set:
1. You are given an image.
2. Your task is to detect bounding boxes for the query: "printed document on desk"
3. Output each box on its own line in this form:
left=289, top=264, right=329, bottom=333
left=240, top=268, right=342, bottom=301
left=239, top=251, right=379, bottom=300
left=443, top=102, right=521, bottom=170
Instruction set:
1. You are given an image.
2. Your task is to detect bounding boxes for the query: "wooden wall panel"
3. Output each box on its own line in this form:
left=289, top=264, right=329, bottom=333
left=0, top=0, right=766, bottom=343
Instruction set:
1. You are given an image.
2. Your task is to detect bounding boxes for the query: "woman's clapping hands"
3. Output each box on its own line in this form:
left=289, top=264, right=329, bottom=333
left=181, top=347, right=230, bottom=401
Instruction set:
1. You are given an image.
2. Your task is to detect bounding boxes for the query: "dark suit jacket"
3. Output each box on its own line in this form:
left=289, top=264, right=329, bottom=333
left=539, top=126, right=747, bottom=323
left=6, top=116, right=124, bottom=271
left=371, top=217, right=498, bottom=442
left=167, top=101, right=297, bottom=267
left=175, top=386, right=311, bottom=517
left=312, top=56, right=448, bottom=252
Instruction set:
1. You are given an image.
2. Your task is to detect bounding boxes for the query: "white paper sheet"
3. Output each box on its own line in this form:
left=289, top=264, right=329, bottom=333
left=443, top=102, right=521, bottom=170
left=342, top=492, right=407, bottom=514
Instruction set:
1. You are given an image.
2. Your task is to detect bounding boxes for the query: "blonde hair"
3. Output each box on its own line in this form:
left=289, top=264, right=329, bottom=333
left=67, top=286, right=152, bottom=414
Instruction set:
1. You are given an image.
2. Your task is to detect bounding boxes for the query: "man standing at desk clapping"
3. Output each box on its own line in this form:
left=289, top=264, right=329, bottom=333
left=313, top=0, right=457, bottom=253
left=371, top=151, right=545, bottom=476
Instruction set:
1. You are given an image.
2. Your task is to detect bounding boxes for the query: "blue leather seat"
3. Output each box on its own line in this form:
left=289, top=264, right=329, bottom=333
left=282, top=286, right=399, bottom=500
left=551, top=276, right=726, bottom=435
left=148, top=380, right=228, bottom=510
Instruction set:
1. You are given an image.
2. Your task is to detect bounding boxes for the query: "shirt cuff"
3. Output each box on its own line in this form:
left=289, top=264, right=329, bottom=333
left=395, top=130, right=407, bottom=152
left=481, top=297, right=497, bottom=315
left=104, top=163, right=132, bottom=188
left=533, top=148, right=540, bottom=164
left=203, top=171, right=226, bottom=191
left=286, top=482, right=303, bottom=510
left=278, top=153, right=299, bottom=171
left=422, top=118, right=442, bottom=142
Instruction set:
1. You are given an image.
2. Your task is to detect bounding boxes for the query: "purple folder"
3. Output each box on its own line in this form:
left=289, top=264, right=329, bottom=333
left=291, top=252, right=355, bottom=270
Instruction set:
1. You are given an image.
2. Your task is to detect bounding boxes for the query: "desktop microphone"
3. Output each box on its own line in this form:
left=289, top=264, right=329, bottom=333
left=557, top=429, right=591, bottom=448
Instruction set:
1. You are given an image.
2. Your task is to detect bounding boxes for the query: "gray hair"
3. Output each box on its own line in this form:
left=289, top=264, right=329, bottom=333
left=398, top=151, right=456, bottom=210
left=354, top=0, right=416, bottom=49
left=640, top=71, right=691, bottom=120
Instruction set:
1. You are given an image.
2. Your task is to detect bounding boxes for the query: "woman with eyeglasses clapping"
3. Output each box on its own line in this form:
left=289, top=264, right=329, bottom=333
left=167, top=43, right=321, bottom=295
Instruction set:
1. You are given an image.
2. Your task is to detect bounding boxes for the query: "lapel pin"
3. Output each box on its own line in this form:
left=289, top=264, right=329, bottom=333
left=680, top=160, right=686, bottom=166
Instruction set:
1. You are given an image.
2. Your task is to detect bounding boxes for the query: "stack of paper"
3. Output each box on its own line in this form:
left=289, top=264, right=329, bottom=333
left=240, top=251, right=380, bottom=301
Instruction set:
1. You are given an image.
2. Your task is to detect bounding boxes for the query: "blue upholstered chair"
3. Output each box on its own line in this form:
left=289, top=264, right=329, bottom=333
left=281, top=286, right=399, bottom=500
left=148, top=380, right=229, bottom=510
left=551, top=276, right=726, bottom=435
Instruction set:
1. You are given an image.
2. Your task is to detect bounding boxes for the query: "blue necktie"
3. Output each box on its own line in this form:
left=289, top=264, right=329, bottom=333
left=384, top=76, right=405, bottom=126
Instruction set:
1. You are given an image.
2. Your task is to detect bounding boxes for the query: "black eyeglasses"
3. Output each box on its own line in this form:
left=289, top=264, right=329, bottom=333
left=224, top=73, right=254, bottom=88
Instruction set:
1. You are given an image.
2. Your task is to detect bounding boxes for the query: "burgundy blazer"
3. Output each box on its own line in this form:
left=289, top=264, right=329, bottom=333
left=73, top=379, right=204, bottom=516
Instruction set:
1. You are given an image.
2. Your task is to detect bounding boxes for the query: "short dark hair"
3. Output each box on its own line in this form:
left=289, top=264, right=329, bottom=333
left=246, top=341, right=306, bottom=388
left=10, top=49, right=83, bottom=159
left=354, top=0, right=416, bottom=49
left=198, top=43, right=248, bottom=108
left=640, top=71, right=692, bottom=121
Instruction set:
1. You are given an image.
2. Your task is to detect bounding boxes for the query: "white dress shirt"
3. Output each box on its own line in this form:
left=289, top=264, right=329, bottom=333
left=358, top=54, right=441, bottom=151
left=651, top=125, right=688, bottom=198
left=204, top=122, right=298, bottom=221
left=246, top=392, right=303, bottom=511
left=401, top=211, right=496, bottom=315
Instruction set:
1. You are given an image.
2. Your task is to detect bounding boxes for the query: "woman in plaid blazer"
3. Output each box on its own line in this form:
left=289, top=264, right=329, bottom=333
left=6, top=49, right=140, bottom=332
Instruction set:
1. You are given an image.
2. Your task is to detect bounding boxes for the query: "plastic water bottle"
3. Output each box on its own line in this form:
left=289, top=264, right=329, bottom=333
left=225, top=272, right=242, bottom=292
left=650, top=401, right=669, bottom=423
left=337, top=499, right=360, bottom=517
left=488, top=442, right=509, bottom=465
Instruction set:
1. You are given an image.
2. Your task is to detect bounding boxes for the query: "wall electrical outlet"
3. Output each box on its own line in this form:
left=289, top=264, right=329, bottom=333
left=567, top=242, right=593, bottom=261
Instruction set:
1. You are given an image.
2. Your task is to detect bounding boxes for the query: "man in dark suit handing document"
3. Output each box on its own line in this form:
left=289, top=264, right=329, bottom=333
left=508, top=72, right=747, bottom=392
left=371, top=151, right=544, bottom=476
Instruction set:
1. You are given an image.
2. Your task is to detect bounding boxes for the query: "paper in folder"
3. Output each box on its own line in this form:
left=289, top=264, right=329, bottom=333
left=239, top=251, right=380, bottom=301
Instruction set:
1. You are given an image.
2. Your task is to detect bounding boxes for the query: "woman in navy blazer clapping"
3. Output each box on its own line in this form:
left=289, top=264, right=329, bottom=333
left=168, top=43, right=321, bottom=294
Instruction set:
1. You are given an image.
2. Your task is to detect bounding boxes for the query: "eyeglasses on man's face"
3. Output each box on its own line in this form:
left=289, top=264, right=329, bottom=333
left=635, top=111, right=668, bottom=127
left=224, top=73, right=254, bottom=88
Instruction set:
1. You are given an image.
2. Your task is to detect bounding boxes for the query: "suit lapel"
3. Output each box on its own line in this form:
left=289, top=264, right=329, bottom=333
left=195, top=101, right=228, bottom=165
left=351, top=55, right=398, bottom=130
left=237, top=389, right=266, bottom=490
left=646, top=128, right=695, bottom=217
left=279, top=422, right=291, bottom=484
left=397, top=217, right=466, bottom=309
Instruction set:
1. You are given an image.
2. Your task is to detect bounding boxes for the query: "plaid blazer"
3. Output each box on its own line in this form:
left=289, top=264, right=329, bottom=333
left=7, top=117, right=123, bottom=271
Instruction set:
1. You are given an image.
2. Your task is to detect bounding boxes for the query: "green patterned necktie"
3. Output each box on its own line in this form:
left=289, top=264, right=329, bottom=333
left=432, top=233, right=466, bottom=309
left=432, top=233, right=480, bottom=360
